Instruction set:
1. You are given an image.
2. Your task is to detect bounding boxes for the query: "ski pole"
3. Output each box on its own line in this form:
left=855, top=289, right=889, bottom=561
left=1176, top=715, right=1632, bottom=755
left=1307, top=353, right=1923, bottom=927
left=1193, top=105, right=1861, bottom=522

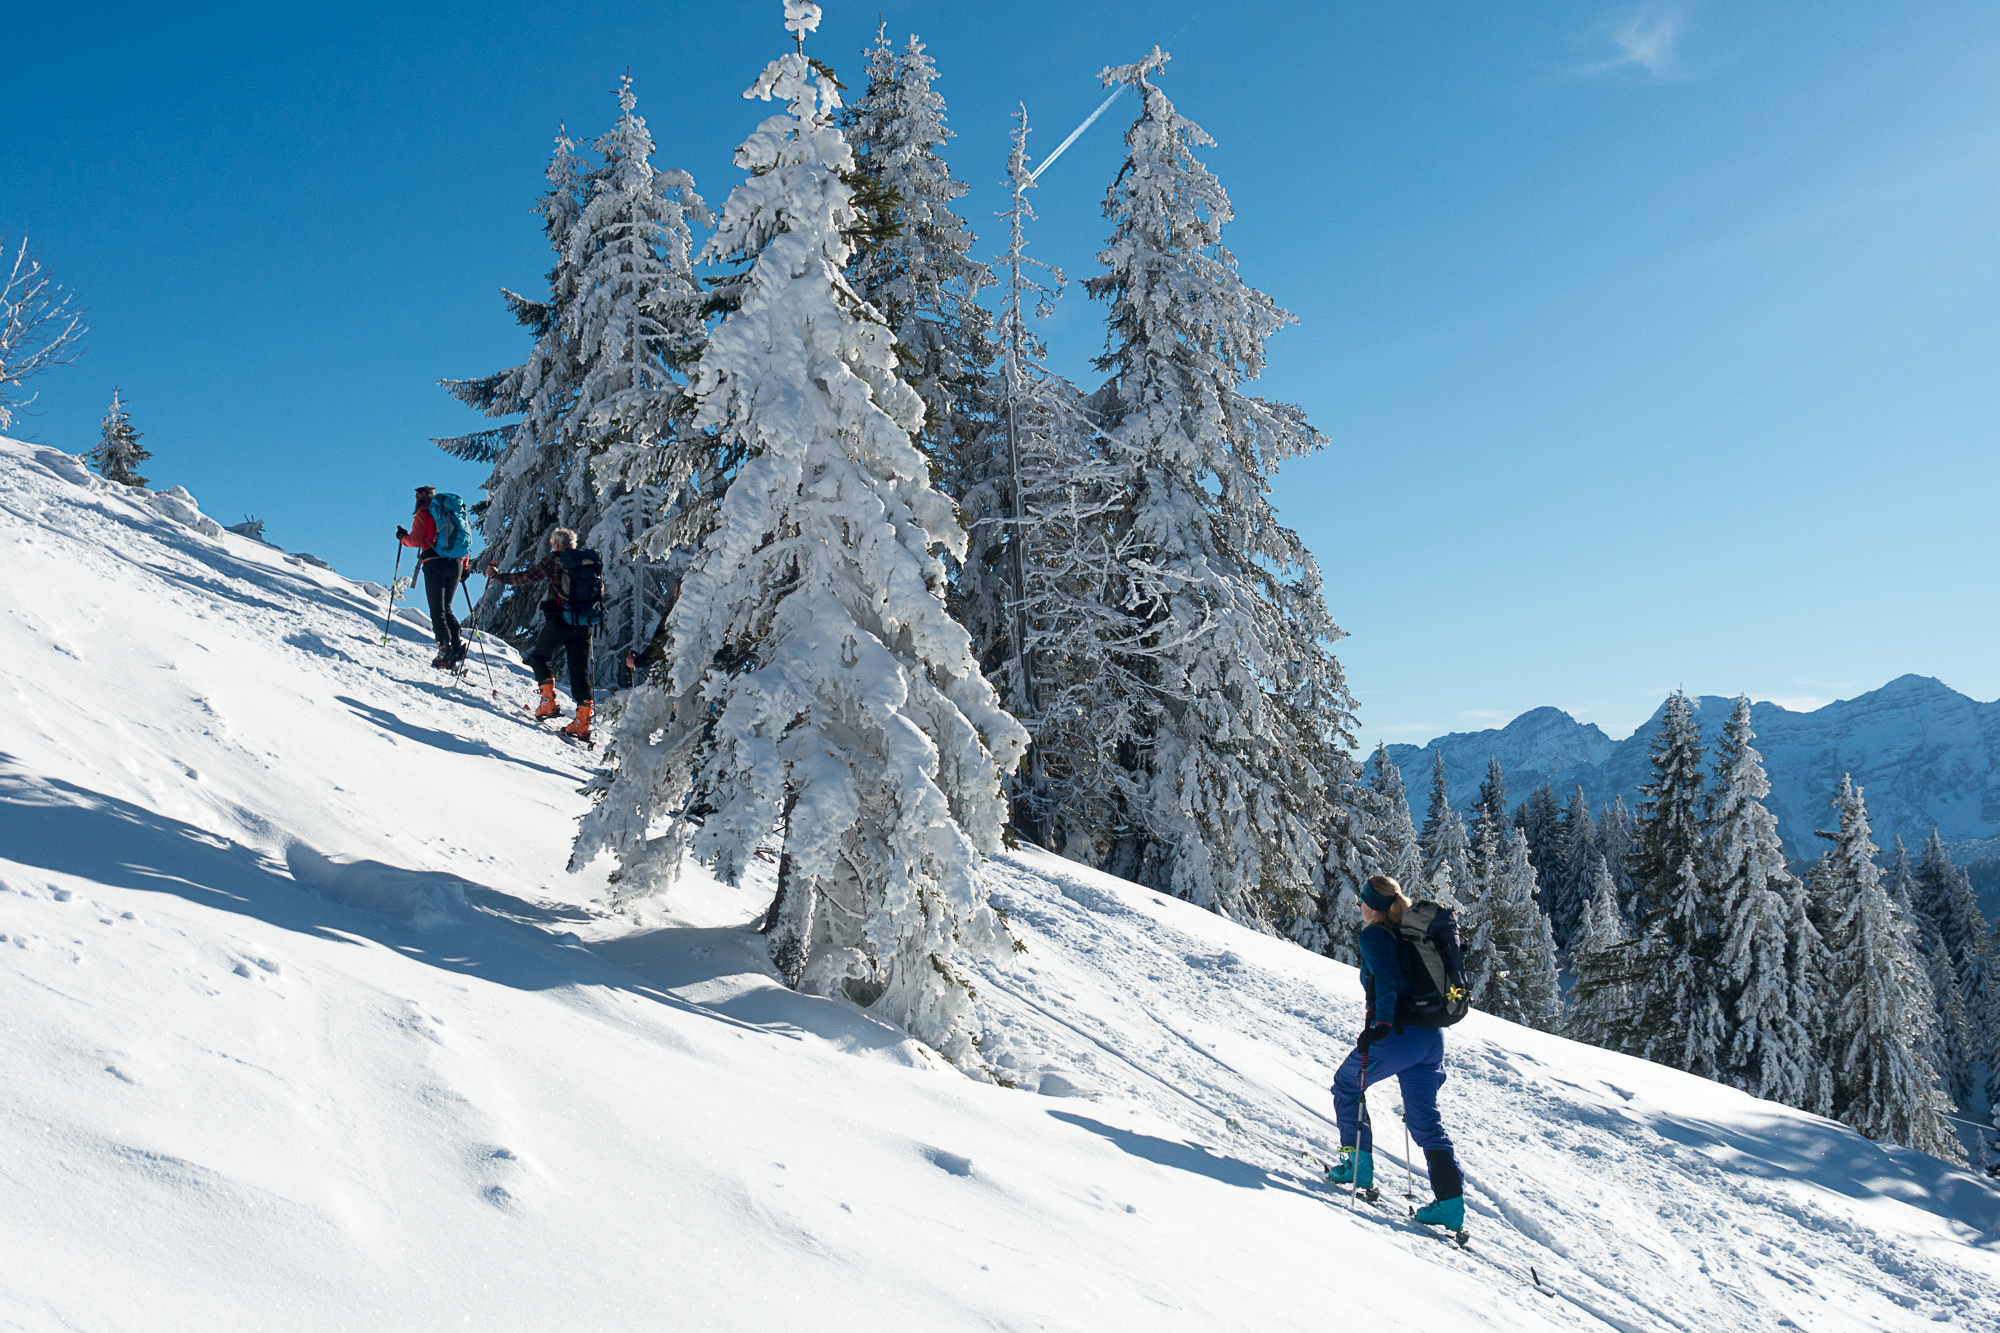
left=381, top=545, right=403, bottom=643
left=1352, top=1042, right=1373, bottom=1206
left=461, top=578, right=496, bottom=697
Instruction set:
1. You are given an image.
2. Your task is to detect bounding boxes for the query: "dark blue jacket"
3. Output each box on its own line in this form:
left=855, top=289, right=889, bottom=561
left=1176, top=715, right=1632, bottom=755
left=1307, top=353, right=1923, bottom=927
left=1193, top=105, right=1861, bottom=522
left=1358, top=922, right=1408, bottom=1025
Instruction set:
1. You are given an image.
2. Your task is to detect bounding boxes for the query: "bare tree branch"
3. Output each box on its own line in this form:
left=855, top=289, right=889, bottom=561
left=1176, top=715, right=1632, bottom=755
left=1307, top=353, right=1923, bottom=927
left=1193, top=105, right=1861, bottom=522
left=0, top=236, right=90, bottom=432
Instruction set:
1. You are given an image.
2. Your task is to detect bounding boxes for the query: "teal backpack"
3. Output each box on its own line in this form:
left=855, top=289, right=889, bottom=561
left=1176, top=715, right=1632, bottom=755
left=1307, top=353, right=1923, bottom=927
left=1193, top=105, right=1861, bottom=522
left=430, top=493, right=472, bottom=559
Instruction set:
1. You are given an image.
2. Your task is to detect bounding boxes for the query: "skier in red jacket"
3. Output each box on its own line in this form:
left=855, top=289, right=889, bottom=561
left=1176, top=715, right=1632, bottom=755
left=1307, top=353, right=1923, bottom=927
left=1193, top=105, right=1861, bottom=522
left=396, top=485, right=467, bottom=669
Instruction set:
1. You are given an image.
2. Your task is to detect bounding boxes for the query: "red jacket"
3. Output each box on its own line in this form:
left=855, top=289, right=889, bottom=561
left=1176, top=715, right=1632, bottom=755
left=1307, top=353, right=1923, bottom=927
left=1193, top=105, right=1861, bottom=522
left=398, top=502, right=438, bottom=554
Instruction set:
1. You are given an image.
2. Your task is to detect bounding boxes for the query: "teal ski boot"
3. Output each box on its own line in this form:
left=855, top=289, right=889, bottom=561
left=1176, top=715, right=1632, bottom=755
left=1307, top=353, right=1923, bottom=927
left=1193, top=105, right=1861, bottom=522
left=1327, top=1147, right=1376, bottom=1201
left=1411, top=1194, right=1468, bottom=1245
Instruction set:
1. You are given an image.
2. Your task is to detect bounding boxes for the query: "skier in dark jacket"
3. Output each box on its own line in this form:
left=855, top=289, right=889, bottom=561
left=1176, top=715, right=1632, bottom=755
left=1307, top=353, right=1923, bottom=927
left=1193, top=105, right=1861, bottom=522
left=1329, top=874, right=1468, bottom=1232
left=396, top=485, right=467, bottom=669
left=486, top=527, right=598, bottom=742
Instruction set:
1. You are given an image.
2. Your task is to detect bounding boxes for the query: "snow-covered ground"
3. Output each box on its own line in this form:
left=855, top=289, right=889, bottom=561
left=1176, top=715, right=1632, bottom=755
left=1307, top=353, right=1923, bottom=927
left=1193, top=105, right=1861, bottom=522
left=2, top=434, right=1996, bottom=1331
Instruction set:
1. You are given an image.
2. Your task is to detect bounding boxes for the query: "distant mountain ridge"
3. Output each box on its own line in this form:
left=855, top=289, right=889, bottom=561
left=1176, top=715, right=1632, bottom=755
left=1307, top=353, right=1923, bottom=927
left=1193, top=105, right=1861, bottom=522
left=1383, top=676, right=2000, bottom=904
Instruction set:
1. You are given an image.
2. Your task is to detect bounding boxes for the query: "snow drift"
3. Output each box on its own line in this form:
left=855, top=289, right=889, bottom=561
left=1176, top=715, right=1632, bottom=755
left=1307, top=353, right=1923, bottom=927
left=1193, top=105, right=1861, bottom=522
left=2, top=434, right=1996, bottom=1331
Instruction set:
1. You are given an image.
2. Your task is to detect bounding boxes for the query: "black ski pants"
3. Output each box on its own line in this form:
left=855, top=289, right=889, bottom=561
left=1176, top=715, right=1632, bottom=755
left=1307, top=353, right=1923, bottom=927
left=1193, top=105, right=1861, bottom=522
left=526, top=615, right=593, bottom=704
left=422, top=558, right=462, bottom=652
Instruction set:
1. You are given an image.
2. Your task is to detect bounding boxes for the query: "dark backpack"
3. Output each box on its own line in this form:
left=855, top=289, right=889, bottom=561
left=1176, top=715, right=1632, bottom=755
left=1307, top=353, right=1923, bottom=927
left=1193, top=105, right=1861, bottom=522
left=1392, top=901, right=1470, bottom=1028
left=429, top=493, right=472, bottom=559
left=554, top=548, right=604, bottom=627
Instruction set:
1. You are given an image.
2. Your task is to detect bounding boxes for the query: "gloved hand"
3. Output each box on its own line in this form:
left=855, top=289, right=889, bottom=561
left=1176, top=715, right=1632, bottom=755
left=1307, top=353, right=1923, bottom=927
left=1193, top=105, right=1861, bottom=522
left=486, top=561, right=499, bottom=575
left=396, top=526, right=409, bottom=540
left=1357, top=1022, right=1393, bottom=1050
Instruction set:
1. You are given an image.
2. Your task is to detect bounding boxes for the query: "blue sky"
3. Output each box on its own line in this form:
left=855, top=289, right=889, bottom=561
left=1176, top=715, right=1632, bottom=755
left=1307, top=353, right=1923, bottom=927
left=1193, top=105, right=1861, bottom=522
left=6, top=1, right=1997, bottom=750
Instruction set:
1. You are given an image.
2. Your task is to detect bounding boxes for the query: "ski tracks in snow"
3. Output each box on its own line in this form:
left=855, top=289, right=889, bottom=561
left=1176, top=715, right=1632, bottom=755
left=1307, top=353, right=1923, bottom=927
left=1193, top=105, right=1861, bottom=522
left=973, top=849, right=2000, bottom=1333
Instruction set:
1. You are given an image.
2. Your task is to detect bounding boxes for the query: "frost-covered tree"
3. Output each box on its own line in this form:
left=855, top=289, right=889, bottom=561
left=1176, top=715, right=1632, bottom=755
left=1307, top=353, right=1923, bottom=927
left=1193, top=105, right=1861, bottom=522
left=1596, top=795, right=1642, bottom=924
left=570, top=6, right=1027, bottom=1070
left=1546, top=786, right=1599, bottom=953
left=566, top=76, right=713, bottom=687
left=437, top=125, right=595, bottom=646
left=1514, top=783, right=1563, bottom=889
left=1814, top=777, right=1961, bottom=1159
left=1368, top=744, right=1424, bottom=891
left=1631, top=690, right=1706, bottom=920
left=1624, top=689, right=1727, bottom=1074
left=1420, top=752, right=1473, bottom=904
left=1477, top=826, right=1563, bottom=1031
left=1567, top=856, right=1633, bottom=1047
left=1912, top=831, right=1994, bottom=1119
left=87, top=388, right=149, bottom=487
left=1710, top=696, right=1818, bottom=1106
left=1069, top=46, right=1362, bottom=928
left=0, top=236, right=89, bottom=432
left=842, top=24, right=997, bottom=503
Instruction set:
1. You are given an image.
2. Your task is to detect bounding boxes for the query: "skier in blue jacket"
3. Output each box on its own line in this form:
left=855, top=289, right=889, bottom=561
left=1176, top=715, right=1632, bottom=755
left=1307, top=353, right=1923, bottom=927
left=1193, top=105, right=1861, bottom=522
left=1329, top=874, right=1468, bottom=1231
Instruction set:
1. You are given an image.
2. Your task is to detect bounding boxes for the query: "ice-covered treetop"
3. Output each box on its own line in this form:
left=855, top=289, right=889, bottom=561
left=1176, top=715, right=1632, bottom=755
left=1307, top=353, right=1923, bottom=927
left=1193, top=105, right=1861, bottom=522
left=783, top=0, right=822, bottom=41
left=706, top=50, right=852, bottom=271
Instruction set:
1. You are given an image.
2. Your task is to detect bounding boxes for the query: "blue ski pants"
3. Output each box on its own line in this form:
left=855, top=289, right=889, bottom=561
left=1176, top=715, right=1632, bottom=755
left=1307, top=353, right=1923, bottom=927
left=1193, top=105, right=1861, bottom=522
left=1332, top=1026, right=1454, bottom=1156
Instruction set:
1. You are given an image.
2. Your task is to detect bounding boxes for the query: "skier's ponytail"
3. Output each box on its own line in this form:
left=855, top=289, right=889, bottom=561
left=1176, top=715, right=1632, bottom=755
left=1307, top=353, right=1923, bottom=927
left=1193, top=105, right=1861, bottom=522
left=1361, top=874, right=1413, bottom=925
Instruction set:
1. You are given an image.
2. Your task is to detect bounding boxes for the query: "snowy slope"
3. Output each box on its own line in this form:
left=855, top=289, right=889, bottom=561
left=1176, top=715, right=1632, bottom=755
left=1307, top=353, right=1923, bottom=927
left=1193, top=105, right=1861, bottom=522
left=3, top=435, right=1997, bottom=1332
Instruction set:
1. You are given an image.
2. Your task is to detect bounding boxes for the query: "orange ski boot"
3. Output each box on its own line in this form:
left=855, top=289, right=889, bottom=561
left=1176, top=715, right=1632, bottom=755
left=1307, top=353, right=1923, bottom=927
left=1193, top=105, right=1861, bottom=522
left=562, top=701, right=593, bottom=745
left=531, top=680, right=561, bottom=720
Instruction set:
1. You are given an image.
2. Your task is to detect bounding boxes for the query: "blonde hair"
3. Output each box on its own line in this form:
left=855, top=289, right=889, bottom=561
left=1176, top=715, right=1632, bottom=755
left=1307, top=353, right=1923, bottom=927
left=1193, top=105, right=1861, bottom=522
left=549, top=527, right=577, bottom=549
left=1366, top=874, right=1413, bottom=925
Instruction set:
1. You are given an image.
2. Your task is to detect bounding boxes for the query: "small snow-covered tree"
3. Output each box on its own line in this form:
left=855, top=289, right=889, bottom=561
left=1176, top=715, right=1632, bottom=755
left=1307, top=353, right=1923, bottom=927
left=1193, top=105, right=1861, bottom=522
left=571, top=6, right=1027, bottom=1069
left=87, top=388, right=149, bottom=487
left=566, top=75, right=714, bottom=687
left=1710, top=697, right=1818, bottom=1105
left=1567, top=856, right=1634, bottom=1047
left=1369, top=744, right=1424, bottom=891
left=842, top=24, right=997, bottom=502
left=1547, top=785, right=1599, bottom=953
left=1913, top=833, right=1995, bottom=1143
left=1815, top=777, right=1961, bottom=1159
left=1420, top=752, right=1474, bottom=903
left=1513, top=782, right=1563, bottom=894
left=1479, top=826, right=1563, bottom=1031
left=1631, top=690, right=1706, bottom=920
left=1596, top=795, right=1642, bottom=924
left=1069, top=46, right=1362, bottom=928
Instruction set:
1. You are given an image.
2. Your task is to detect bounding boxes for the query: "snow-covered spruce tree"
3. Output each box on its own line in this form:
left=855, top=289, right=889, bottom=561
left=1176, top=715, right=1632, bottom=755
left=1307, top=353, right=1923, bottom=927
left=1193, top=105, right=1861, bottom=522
left=1368, top=744, right=1425, bottom=891
left=570, top=5, right=1027, bottom=1069
left=842, top=24, right=997, bottom=504
left=565, top=76, right=714, bottom=688
left=437, top=125, right=594, bottom=647
left=88, top=388, right=149, bottom=487
left=1547, top=786, right=1599, bottom=954
left=1456, top=756, right=1510, bottom=1001
left=1626, top=689, right=1727, bottom=1073
left=1420, top=752, right=1473, bottom=905
left=1596, top=794, right=1642, bottom=924
left=1630, top=690, right=1706, bottom=921
left=1514, top=782, right=1563, bottom=895
left=1788, top=851, right=1838, bottom=1118
left=1566, top=855, right=1634, bottom=1048
left=1070, top=46, right=1364, bottom=929
left=1710, top=696, right=1819, bottom=1106
left=1914, top=833, right=1996, bottom=1132
left=1814, top=777, right=1961, bottom=1159
left=1482, top=826, right=1564, bottom=1031
left=1888, top=839, right=1964, bottom=1110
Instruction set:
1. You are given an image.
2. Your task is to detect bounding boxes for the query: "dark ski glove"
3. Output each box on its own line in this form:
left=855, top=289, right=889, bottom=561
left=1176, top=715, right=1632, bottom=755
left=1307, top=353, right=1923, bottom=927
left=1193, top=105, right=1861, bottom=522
left=396, top=526, right=409, bottom=540
left=1357, top=1022, right=1393, bottom=1050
